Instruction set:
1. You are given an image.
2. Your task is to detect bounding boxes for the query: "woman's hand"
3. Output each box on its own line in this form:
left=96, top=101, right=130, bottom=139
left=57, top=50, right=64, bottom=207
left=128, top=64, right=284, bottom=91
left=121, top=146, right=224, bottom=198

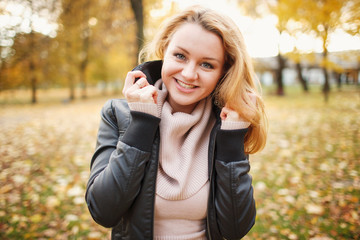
left=220, top=105, right=241, bottom=121
left=220, top=93, right=257, bottom=122
left=122, top=71, right=158, bottom=104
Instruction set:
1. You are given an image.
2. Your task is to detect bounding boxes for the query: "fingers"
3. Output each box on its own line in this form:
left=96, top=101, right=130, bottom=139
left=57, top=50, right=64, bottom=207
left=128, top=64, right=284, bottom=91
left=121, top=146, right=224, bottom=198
left=139, top=85, right=158, bottom=104
left=220, top=106, right=241, bottom=121
left=134, top=77, right=150, bottom=89
left=123, top=73, right=157, bottom=104
left=122, top=70, right=147, bottom=95
left=221, top=92, right=258, bottom=122
left=220, top=107, right=228, bottom=121
left=125, top=85, right=157, bottom=104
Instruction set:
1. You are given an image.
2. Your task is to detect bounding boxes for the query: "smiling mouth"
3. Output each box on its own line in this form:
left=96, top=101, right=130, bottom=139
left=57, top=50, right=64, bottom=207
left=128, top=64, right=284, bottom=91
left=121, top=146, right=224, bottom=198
left=176, top=79, right=197, bottom=89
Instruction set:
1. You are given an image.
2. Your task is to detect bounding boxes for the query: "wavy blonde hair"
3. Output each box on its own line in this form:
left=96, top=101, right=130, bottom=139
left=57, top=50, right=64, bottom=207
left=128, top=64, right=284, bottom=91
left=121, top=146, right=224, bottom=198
left=140, top=6, right=267, bottom=154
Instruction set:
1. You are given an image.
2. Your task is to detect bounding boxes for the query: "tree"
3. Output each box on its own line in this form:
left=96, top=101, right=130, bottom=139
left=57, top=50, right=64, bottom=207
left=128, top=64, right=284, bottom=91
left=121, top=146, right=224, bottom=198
left=0, top=0, right=59, bottom=103
left=1, top=0, right=165, bottom=103
left=57, top=0, right=83, bottom=100
left=342, top=0, right=360, bottom=36
left=268, top=0, right=295, bottom=95
left=299, top=0, right=349, bottom=102
left=57, top=0, right=142, bottom=99
left=0, top=4, right=17, bottom=92
left=285, top=49, right=309, bottom=92
left=58, top=0, right=95, bottom=99
left=342, top=0, right=360, bottom=87
left=87, top=0, right=137, bottom=94
left=238, top=0, right=299, bottom=95
left=130, top=0, right=144, bottom=63
left=78, top=0, right=91, bottom=99
left=129, top=0, right=165, bottom=63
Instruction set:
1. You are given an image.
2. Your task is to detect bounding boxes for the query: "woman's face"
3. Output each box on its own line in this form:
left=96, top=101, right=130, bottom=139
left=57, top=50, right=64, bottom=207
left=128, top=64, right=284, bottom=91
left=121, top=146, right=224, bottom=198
left=161, top=23, right=225, bottom=113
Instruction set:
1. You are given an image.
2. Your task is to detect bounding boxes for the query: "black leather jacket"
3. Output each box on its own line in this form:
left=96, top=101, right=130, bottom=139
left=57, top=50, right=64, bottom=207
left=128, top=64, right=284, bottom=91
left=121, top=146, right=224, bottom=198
left=85, top=61, right=256, bottom=240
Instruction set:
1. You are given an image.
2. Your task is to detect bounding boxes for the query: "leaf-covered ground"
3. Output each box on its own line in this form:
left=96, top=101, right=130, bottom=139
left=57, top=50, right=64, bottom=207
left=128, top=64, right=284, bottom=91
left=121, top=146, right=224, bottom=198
left=1, top=87, right=359, bottom=239
left=246, top=87, right=360, bottom=240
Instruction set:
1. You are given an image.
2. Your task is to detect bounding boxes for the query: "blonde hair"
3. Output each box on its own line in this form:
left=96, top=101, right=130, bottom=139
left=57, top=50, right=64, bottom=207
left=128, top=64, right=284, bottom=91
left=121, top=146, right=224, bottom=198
left=140, top=6, right=267, bottom=154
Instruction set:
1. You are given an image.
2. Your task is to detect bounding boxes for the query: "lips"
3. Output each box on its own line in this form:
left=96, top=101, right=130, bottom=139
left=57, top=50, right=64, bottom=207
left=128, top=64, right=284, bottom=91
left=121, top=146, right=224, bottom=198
left=176, top=79, right=197, bottom=89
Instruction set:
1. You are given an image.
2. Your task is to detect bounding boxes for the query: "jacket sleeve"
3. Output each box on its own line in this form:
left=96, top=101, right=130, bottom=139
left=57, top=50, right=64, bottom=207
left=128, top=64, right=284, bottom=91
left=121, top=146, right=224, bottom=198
left=214, top=128, right=256, bottom=239
left=85, top=100, right=160, bottom=228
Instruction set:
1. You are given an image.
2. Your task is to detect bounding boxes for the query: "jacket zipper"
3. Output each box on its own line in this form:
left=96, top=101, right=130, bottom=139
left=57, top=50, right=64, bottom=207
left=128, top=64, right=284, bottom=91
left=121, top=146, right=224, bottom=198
left=150, top=130, right=160, bottom=239
left=207, top=122, right=220, bottom=240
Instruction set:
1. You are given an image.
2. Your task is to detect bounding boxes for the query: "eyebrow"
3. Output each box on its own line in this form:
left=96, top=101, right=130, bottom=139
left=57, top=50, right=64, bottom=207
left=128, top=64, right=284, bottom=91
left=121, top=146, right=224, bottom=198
left=176, top=46, right=222, bottom=63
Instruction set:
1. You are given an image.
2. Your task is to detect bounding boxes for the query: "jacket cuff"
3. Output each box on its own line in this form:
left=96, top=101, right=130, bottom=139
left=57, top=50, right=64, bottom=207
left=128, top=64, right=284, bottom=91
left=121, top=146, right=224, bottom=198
left=215, top=128, right=248, bottom=162
left=121, top=111, right=160, bottom=152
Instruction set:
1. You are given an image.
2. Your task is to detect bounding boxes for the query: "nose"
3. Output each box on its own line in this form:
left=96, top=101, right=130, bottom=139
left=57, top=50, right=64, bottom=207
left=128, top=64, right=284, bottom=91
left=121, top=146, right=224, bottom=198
left=181, top=62, right=198, bottom=81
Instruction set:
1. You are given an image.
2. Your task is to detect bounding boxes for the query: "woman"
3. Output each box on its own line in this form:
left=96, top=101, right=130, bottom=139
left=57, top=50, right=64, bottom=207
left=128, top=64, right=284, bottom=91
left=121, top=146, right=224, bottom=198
left=86, top=6, right=267, bottom=240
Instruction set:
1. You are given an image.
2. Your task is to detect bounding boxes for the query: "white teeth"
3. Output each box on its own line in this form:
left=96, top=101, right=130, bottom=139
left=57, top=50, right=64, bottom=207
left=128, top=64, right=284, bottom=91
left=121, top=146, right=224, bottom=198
left=177, top=80, right=196, bottom=89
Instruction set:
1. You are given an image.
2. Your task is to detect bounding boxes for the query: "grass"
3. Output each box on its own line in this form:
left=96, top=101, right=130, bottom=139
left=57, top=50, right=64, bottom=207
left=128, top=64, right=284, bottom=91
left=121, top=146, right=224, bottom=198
left=0, top=85, right=359, bottom=239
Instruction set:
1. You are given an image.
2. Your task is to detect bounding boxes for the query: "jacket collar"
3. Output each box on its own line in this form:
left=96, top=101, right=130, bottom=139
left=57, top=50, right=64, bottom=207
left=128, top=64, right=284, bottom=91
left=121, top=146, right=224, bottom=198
left=132, top=60, right=163, bottom=85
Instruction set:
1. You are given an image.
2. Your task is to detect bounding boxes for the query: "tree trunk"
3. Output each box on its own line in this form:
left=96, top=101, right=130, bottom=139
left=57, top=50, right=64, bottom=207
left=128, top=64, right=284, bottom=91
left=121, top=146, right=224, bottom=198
left=29, top=31, right=37, bottom=104
left=80, top=2, right=90, bottom=99
left=322, top=49, right=330, bottom=102
left=295, top=62, right=308, bottom=92
left=64, top=40, right=76, bottom=101
left=80, top=59, right=88, bottom=99
left=130, top=0, right=144, bottom=63
left=0, top=58, right=5, bottom=92
left=321, top=26, right=330, bottom=103
left=276, top=53, right=285, bottom=96
left=357, top=64, right=360, bottom=86
left=30, top=60, right=37, bottom=104
left=335, top=72, right=342, bottom=90
left=69, top=72, right=75, bottom=101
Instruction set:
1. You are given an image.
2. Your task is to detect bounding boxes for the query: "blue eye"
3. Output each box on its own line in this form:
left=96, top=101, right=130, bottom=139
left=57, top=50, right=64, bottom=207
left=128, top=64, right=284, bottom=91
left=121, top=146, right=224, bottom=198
left=201, top=62, right=213, bottom=69
left=175, top=53, right=186, bottom=60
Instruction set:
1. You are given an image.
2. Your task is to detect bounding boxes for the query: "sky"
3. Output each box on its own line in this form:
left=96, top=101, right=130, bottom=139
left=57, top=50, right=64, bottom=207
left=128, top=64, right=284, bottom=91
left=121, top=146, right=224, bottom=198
left=163, top=0, right=360, bottom=58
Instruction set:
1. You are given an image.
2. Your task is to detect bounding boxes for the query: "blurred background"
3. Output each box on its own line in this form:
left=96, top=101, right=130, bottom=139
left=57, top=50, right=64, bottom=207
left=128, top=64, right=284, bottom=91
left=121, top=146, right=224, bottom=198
left=0, top=0, right=359, bottom=239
